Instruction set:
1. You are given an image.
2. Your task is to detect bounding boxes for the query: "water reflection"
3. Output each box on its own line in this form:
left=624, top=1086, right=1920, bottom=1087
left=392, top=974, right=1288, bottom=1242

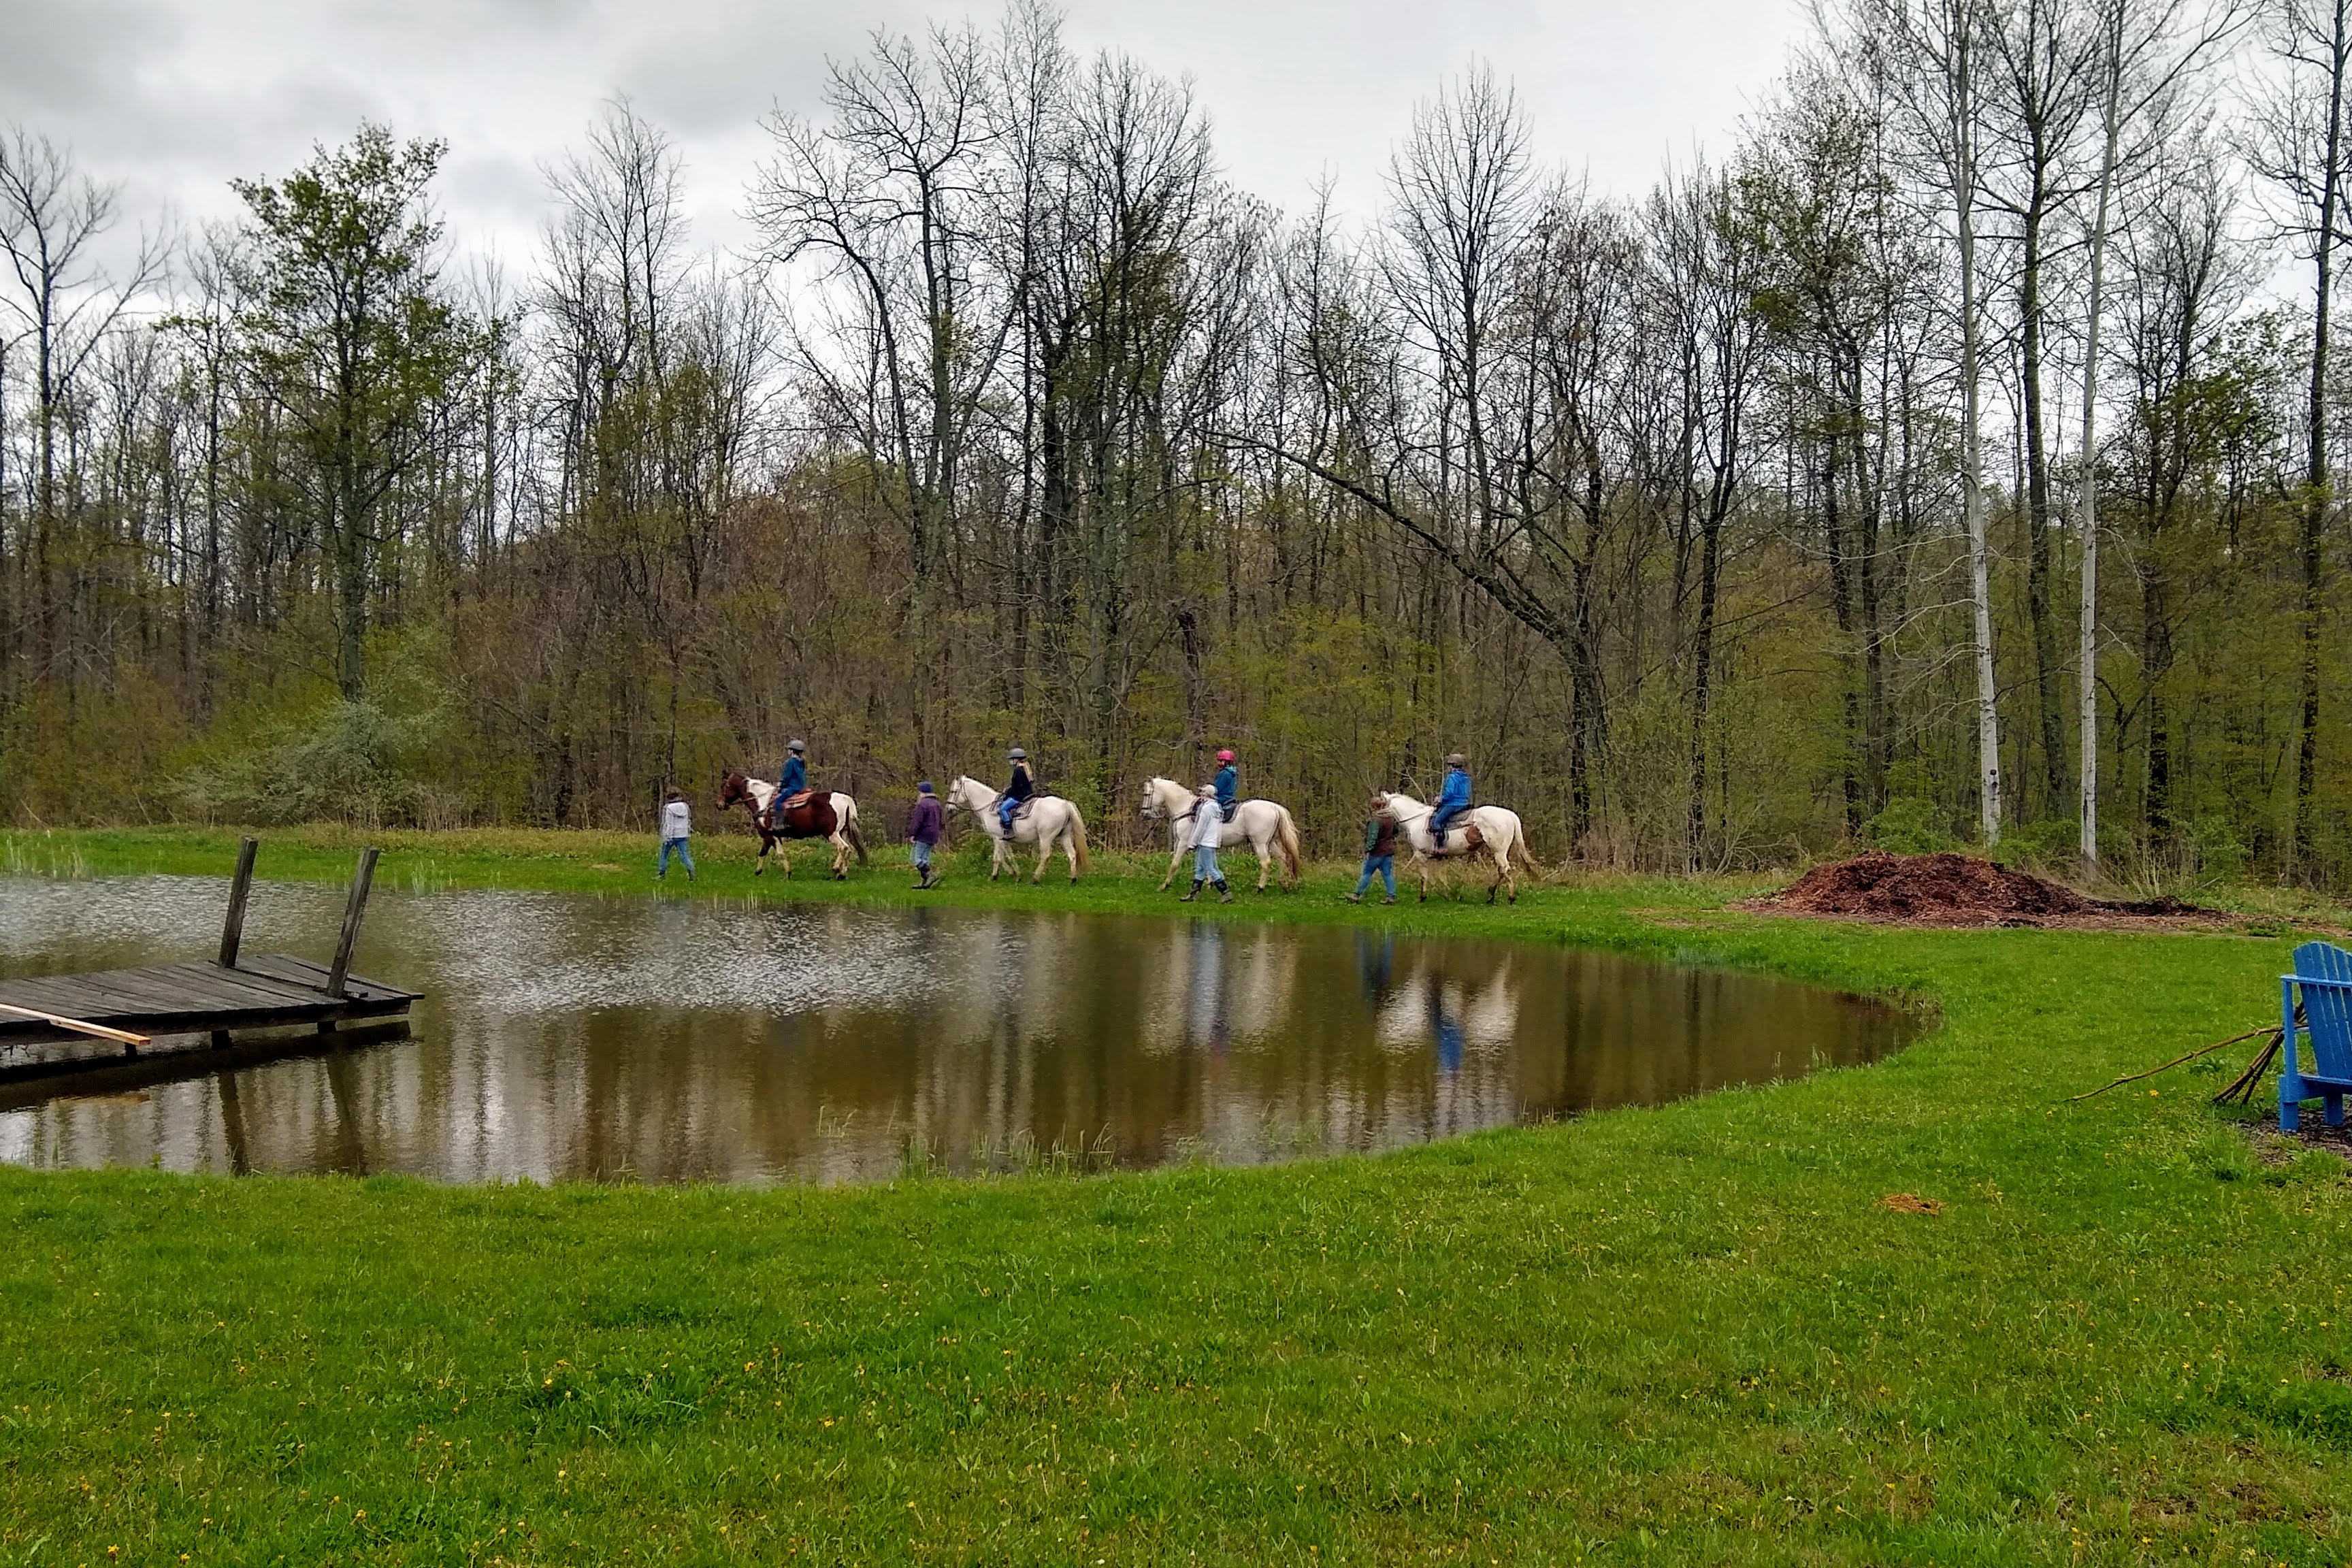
left=0, top=877, right=1913, bottom=1184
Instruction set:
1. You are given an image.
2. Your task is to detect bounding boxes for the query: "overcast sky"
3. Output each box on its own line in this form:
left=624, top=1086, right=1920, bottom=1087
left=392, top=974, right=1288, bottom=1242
left=1, top=0, right=1810, bottom=269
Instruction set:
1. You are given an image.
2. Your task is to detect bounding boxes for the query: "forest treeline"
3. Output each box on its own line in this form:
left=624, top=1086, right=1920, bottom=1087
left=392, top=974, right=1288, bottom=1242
left=1, top=0, right=2347, bottom=877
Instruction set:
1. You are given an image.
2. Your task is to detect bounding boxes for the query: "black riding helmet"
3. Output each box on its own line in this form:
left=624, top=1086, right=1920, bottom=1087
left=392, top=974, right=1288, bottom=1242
left=1009, top=747, right=1028, bottom=762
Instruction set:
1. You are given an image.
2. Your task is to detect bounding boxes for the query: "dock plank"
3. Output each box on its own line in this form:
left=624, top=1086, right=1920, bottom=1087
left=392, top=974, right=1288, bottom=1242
left=0, top=953, right=416, bottom=1056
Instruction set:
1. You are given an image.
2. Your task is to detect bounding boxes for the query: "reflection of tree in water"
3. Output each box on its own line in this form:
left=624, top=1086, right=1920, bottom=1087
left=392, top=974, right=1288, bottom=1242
left=0, top=880, right=1912, bottom=1183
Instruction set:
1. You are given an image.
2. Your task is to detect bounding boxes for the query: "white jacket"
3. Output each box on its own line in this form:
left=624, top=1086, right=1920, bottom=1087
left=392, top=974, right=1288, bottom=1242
left=661, top=800, right=691, bottom=839
left=1188, top=796, right=1225, bottom=849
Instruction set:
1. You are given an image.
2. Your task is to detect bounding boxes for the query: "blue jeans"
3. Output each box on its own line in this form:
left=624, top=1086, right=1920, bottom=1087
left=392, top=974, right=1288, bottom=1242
left=656, top=838, right=695, bottom=878
left=1431, top=806, right=1467, bottom=845
left=911, top=841, right=933, bottom=871
left=998, top=798, right=1019, bottom=833
left=1354, top=855, right=1395, bottom=898
left=1193, top=845, right=1224, bottom=884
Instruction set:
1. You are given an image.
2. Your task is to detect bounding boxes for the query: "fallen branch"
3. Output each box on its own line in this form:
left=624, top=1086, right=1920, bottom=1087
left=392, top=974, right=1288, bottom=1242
left=2066, top=1025, right=2275, bottom=1103
left=2213, top=1031, right=2285, bottom=1108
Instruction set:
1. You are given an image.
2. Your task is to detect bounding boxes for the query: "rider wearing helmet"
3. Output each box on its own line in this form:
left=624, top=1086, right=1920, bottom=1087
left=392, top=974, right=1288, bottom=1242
left=777, top=739, right=808, bottom=801
left=1431, top=753, right=1472, bottom=850
left=1211, top=748, right=1239, bottom=819
left=998, top=747, right=1034, bottom=836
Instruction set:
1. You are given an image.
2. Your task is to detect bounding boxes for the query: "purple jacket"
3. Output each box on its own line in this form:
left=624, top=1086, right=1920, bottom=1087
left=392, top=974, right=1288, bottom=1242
left=908, top=795, right=945, bottom=846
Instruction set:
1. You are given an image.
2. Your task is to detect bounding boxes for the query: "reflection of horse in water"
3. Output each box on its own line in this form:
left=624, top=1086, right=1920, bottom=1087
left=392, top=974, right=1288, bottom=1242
left=1371, top=953, right=1524, bottom=1066
left=1137, top=921, right=1302, bottom=1052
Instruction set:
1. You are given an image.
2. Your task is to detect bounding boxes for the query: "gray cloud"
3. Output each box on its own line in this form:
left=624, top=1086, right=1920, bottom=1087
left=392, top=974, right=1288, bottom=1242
left=0, top=0, right=181, bottom=116
left=0, top=0, right=1806, bottom=274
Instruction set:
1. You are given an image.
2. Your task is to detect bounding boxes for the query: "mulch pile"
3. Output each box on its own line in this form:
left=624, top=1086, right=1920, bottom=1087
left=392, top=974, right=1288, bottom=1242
left=1754, top=850, right=2216, bottom=928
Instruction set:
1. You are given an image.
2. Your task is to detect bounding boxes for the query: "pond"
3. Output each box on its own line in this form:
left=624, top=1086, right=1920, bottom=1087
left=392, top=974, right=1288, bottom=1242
left=0, top=876, right=1914, bottom=1184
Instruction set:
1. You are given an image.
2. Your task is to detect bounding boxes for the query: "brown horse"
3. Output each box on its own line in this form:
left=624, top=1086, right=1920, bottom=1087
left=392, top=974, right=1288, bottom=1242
left=715, top=772, right=868, bottom=878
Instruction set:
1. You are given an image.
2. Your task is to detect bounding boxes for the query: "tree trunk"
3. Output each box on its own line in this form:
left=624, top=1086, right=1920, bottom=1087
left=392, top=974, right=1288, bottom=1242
left=2296, top=0, right=2347, bottom=871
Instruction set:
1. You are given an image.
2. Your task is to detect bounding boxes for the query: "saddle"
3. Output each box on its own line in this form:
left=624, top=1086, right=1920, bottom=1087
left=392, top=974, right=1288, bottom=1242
left=770, top=791, right=837, bottom=838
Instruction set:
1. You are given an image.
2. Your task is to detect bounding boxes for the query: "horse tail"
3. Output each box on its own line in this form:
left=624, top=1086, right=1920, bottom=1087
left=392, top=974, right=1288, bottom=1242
left=1277, top=807, right=1303, bottom=882
left=1071, top=809, right=1092, bottom=874
left=843, top=800, right=868, bottom=865
left=1513, top=816, right=1544, bottom=877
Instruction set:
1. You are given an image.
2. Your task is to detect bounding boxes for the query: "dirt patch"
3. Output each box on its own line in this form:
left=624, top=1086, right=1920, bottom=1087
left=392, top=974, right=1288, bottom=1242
left=1741, top=851, right=2228, bottom=930
left=2270, top=1117, right=2352, bottom=1162
left=1879, top=1192, right=1944, bottom=1215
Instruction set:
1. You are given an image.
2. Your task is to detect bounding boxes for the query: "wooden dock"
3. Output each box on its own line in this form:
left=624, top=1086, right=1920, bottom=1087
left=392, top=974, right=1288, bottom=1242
left=0, top=838, right=419, bottom=1079
left=0, top=956, right=416, bottom=1049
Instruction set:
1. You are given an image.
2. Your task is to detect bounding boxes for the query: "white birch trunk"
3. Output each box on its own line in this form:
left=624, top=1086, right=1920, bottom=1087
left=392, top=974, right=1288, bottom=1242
left=1952, top=1, right=2002, bottom=845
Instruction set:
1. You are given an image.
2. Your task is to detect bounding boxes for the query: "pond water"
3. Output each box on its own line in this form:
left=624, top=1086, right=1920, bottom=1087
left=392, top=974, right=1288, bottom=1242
left=0, top=876, right=1914, bottom=1184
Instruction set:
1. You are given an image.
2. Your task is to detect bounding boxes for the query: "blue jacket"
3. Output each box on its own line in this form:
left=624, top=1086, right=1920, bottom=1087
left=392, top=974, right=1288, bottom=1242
left=1213, top=763, right=1239, bottom=815
left=779, top=755, right=807, bottom=795
left=1435, top=768, right=1471, bottom=815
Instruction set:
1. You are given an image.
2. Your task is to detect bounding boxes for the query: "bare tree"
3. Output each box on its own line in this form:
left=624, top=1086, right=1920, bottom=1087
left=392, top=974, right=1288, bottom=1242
left=0, top=125, right=165, bottom=676
left=1985, top=0, right=2103, bottom=821
left=1847, top=0, right=2006, bottom=843
left=2247, top=0, right=2352, bottom=872
left=2073, top=0, right=2244, bottom=862
left=1647, top=161, right=1767, bottom=864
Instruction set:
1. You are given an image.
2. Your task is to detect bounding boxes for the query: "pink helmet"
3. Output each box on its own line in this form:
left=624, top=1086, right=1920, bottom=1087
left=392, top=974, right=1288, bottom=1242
left=1216, top=748, right=1236, bottom=763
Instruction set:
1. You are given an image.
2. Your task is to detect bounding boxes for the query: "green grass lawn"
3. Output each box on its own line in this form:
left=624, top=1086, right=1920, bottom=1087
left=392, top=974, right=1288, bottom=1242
left=2, top=826, right=2350, bottom=1565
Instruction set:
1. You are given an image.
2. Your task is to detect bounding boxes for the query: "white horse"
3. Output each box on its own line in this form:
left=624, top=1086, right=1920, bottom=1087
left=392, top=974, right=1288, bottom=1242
left=1375, top=789, right=1541, bottom=904
left=943, top=776, right=1092, bottom=883
left=714, top=772, right=867, bottom=879
left=1138, top=776, right=1303, bottom=893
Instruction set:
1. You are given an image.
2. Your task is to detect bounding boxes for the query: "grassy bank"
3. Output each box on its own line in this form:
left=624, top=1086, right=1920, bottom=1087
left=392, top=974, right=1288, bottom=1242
left=2, top=828, right=2350, bottom=1564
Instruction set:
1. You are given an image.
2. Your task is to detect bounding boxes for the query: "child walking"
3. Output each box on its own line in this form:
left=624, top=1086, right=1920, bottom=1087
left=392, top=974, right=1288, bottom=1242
left=1344, top=795, right=1397, bottom=904
left=907, top=781, right=945, bottom=889
left=1180, top=783, right=1233, bottom=903
left=656, top=789, right=696, bottom=881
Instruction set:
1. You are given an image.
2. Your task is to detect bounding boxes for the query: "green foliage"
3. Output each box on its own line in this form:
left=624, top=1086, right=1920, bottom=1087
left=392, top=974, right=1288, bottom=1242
left=175, top=699, right=444, bottom=827
left=1865, top=796, right=1955, bottom=855
left=1989, top=815, right=2078, bottom=872
left=231, top=122, right=478, bottom=700
left=2191, top=815, right=2250, bottom=877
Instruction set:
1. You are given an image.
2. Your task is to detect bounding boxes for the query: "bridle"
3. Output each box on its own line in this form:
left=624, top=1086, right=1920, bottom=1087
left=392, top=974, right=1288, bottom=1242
left=1141, top=778, right=1200, bottom=826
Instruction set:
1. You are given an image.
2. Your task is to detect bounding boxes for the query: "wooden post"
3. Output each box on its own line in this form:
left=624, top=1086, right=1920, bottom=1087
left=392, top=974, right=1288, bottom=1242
left=218, top=836, right=259, bottom=968
left=324, top=847, right=379, bottom=1000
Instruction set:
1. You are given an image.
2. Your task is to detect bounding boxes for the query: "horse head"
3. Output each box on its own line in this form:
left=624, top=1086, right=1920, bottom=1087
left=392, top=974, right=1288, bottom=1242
left=1139, top=776, right=1174, bottom=819
left=715, top=771, right=750, bottom=812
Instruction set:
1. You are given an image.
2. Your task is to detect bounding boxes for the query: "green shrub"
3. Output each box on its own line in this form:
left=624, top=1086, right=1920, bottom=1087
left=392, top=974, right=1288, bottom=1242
left=1865, top=796, right=1955, bottom=855
left=177, top=700, right=446, bottom=828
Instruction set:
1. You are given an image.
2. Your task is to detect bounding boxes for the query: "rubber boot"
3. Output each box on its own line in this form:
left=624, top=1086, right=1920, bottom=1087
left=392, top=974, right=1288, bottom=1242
left=1217, top=881, right=1233, bottom=904
left=1180, top=879, right=1202, bottom=902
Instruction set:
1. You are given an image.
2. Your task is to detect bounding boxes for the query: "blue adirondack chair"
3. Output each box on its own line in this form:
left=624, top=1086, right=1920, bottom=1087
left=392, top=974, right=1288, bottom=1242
left=2280, top=941, right=2352, bottom=1131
